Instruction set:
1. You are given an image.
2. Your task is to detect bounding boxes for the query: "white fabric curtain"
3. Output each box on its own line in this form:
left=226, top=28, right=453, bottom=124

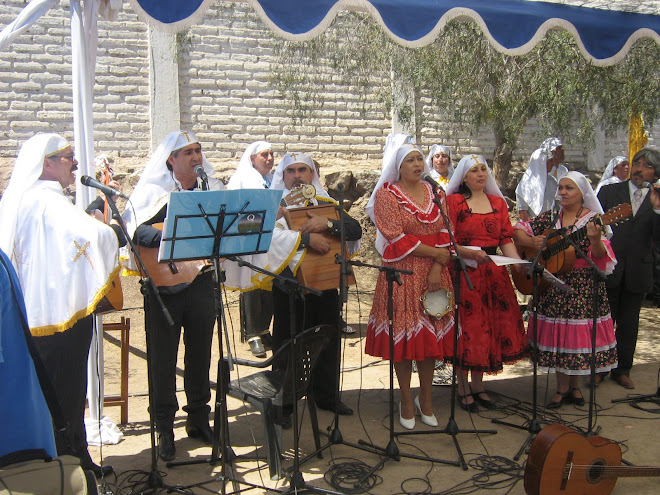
left=70, top=0, right=124, bottom=446
left=0, top=0, right=57, bottom=51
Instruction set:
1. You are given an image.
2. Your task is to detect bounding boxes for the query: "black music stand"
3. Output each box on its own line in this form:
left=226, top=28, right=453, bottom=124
left=349, top=259, right=460, bottom=486
left=157, top=189, right=281, bottom=495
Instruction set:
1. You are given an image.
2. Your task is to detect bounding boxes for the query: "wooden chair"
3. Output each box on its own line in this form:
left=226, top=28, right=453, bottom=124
left=102, top=317, right=130, bottom=424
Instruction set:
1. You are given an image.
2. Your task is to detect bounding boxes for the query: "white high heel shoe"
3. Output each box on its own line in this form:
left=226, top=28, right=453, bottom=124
left=414, top=396, right=438, bottom=427
left=399, top=402, right=415, bottom=430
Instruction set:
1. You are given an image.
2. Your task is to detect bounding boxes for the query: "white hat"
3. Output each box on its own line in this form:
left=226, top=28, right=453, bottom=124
left=446, top=154, right=504, bottom=198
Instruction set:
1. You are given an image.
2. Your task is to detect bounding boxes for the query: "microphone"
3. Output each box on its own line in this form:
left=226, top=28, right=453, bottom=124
left=80, top=175, right=129, bottom=199
left=553, top=195, right=562, bottom=214
left=194, top=165, right=209, bottom=191
left=640, top=179, right=660, bottom=189
left=421, top=172, right=441, bottom=189
left=194, top=165, right=207, bottom=181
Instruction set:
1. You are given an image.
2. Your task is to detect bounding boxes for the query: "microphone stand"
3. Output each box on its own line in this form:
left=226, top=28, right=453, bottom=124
left=395, top=183, right=496, bottom=471
left=227, top=256, right=345, bottom=495
left=350, top=258, right=460, bottom=488
left=492, top=203, right=563, bottom=460
left=551, top=223, right=607, bottom=436
left=296, top=184, right=383, bottom=467
left=104, top=194, right=182, bottom=491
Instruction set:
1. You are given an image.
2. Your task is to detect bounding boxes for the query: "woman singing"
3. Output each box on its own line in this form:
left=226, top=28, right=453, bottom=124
left=513, top=171, right=618, bottom=408
left=445, top=155, right=528, bottom=410
left=365, top=141, right=484, bottom=429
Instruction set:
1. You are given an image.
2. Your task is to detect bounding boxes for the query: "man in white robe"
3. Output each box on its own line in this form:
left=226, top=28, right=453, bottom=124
left=0, top=133, right=122, bottom=477
left=226, top=141, right=275, bottom=357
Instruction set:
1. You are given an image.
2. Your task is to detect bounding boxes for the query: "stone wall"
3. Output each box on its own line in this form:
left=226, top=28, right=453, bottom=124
left=0, top=0, right=657, bottom=170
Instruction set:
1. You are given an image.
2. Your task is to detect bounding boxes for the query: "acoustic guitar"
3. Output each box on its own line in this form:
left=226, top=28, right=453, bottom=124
left=135, top=223, right=210, bottom=287
left=512, top=204, right=631, bottom=294
left=524, top=423, right=660, bottom=495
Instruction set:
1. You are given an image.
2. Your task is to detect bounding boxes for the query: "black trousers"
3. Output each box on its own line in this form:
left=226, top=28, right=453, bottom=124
left=32, top=315, right=93, bottom=463
left=606, top=284, right=644, bottom=377
left=239, top=289, right=273, bottom=341
left=146, top=272, right=216, bottom=432
left=272, top=285, right=340, bottom=407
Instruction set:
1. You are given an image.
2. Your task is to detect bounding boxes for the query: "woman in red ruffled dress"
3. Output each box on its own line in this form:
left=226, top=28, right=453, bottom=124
left=445, top=155, right=528, bottom=411
left=365, top=141, right=486, bottom=430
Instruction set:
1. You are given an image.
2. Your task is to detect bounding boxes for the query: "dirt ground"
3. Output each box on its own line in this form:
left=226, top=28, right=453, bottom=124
left=3, top=154, right=658, bottom=494
left=90, top=265, right=660, bottom=495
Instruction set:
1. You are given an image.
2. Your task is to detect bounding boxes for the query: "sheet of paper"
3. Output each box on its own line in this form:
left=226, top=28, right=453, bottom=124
left=488, top=255, right=530, bottom=267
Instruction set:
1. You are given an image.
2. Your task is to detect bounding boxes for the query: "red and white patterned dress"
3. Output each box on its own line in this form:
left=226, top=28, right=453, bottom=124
left=447, top=193, right=528, bottom=373
left=366, top=182, right=454, bottom=362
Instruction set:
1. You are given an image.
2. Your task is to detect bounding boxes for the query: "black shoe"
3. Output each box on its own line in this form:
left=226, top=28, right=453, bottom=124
left=546, top=391, right=571, bottom=409
left=472, top=391, right=496, bottom=409
left=316, top=401, right=354, bottom=415
left=457, top=393, right=478, bottom=412
left=260, top=332, right=273, bottom=350
left=186, top=423, right=214, bottom=444
left=158, top=431, right=176, bottom=461
left=276, top=414, right=292, bottom=429
left=571, top=388, right=585, bottom=407
left=81, top=461, right=114, bottom=479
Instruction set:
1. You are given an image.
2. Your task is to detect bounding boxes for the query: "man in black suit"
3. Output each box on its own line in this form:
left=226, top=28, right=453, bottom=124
left=597, top=147, right=660, bottom=389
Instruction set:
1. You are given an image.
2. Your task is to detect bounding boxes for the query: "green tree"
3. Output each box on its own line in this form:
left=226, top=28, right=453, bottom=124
left=271, top=13, right=660, bottom=190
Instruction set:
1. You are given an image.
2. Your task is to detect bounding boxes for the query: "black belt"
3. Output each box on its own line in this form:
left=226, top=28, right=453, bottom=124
left=482, top=246, right=498, bottom=255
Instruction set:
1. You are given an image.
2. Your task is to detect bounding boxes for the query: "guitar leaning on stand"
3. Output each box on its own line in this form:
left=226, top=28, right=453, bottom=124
left=524, top=424, right=660, bottom=495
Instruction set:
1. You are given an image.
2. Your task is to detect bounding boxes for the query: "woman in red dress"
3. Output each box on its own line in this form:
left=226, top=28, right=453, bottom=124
left=445, top=155, right=528, bottom=410
left=365, top=141, right=485, bottom=429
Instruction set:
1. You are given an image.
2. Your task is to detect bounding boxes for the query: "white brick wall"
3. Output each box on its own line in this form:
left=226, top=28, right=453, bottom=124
left=0, top=0, right=657, bottom=169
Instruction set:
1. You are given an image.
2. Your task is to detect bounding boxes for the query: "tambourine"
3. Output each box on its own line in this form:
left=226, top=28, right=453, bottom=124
left=420, top=288, right=453, bottom=319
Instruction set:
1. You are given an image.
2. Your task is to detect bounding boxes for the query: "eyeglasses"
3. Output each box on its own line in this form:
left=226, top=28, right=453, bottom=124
left=633, top=160, right=654, bottom=170
left=49, top=154, right=76, bottom=162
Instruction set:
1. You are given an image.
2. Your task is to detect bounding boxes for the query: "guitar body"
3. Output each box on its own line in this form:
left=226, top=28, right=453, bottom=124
left=511, top=236, right=576, bottom=295
left=133, top=222, right=209, bottom=287
left=135, top=245, right=208, bottom=288
left=96, top=273, right=124, bottom=314
left=525, top=424, right=621, bottom=495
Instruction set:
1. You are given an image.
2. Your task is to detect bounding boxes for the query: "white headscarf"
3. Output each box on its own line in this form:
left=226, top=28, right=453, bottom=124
left=0, top=133, right=72, bottom=257
left=270, top=152, right=329, bottom=198
left=595, top=156, right=627, bottom=194
left=122, top=130, right=219, bottom=239
left=367, top=142, right=427, bottom=256
left=365, top=133, right=417, bottom=225
left=562, top=171, right=604, bottom=215
left=227, top=141, right=273, bottom=190
left=426, top=144, right=454, bottom=181
left=445, top=154, right=504, bottom=199
left=515, top=137, right=566, bottom=217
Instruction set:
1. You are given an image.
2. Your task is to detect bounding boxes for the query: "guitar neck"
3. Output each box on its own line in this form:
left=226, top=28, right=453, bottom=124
left=543, top=225, right=588, bottom=259
left=571, top=465, right=660, bottom=479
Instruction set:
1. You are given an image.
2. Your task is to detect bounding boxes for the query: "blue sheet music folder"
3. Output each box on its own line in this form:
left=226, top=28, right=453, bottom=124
left=158, top=189, right=283, bottom=261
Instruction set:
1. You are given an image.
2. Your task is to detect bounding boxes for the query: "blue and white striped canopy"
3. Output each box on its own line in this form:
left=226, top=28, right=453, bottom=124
left=129, top=0, right=660, bottom=65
